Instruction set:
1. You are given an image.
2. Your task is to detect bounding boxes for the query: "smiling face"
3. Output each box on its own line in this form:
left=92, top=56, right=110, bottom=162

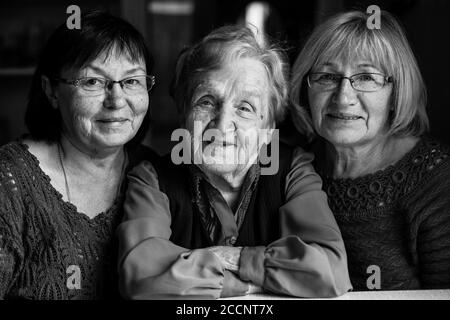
left=54, top=49, right=149, bottom=153
left=186, top=57, right=272, bottom=179
left=307, top=59, right=393, bottom=148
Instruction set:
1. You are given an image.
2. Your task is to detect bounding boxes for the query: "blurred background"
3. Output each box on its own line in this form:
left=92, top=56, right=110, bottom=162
left=0, top=0, right=449, bottom=155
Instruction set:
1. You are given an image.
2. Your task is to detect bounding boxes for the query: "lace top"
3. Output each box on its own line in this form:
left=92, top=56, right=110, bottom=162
left=315, top=136, right=450, bottom=290
left=0, top=141, right=148, bottom=299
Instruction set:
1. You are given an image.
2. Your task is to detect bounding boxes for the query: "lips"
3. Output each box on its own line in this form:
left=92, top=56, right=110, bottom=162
left=326, top=112, right=363, bottom=121
left=204, top=136, right=236, bottom=147
left=97, top=117, right=128, bottom=123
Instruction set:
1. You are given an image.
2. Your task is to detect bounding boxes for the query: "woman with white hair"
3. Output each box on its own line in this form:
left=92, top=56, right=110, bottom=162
left=117, top=25, right=352, bottom=299
left=290, top=10, right=450, bottom=290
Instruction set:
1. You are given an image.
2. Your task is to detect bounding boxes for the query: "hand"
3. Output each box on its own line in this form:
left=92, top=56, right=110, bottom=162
left=220, top=270, right=249, bottom=298
left=208, top=246, right=242, bottom=272
left=246, top=283, right=263, bottom=295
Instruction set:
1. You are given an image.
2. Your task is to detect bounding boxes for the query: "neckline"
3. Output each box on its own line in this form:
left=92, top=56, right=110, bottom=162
left=316, top=136, right=427, bottom=184
left=16, top=140, right=122, bottom=223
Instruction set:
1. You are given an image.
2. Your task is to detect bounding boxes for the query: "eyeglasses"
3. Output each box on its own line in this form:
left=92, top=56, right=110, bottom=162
left=53, top=75, right=156, bottom=96
left=307, top=72, right=392, bottom=92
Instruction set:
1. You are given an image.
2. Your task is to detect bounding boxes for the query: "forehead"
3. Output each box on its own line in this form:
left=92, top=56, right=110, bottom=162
left=91, top=50, right=145, bottom=69
left=317, top=60, right=383, bottom=72
left=313, top=33, right=393, bottom=76
left=68, top=47, right=146, bottom=77
left=195, top=57, right=269, bottom=94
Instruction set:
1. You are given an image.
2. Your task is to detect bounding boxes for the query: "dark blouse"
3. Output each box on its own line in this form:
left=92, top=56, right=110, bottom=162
left=118, top=147, right=352, bottom=299
left=0, top=141, right=151, bottom=299
left=315, top=136, right=450, bottom=290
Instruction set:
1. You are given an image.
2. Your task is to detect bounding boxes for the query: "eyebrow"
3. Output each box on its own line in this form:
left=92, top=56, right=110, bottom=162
left=357, top=63, right=379, bottom=69
left=319, top=62, right=379, bottom=69
left=85, top=66, right=146, bottom=77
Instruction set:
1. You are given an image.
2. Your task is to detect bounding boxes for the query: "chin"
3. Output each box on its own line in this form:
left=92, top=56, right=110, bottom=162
left=94, top=134, right=133, bottom=149
left=199, top=154, right=248, bottom=176
left=321, top=128, right=366, bottom=147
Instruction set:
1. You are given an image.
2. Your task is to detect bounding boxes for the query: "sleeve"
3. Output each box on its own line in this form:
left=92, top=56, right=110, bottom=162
left=238, top=147, right=353, bottom=297
left=0, top=170, right=25, bottom=299
left=414, top=161, right=450, bottom=288
left=117, top=161, right=238, bottom=299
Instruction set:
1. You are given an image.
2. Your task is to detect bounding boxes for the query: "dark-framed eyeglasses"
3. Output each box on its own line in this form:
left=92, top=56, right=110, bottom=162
left=307, top=72, right=392, bottom=92
left=53, top=75, right=156, bottom=96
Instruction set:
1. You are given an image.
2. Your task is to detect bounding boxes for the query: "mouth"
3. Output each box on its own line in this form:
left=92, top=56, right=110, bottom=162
left=97, top=117, right=129, bottom=124
left=326, top=112, right=363, bottom=121
left=203, top=136, right=236, bottom=147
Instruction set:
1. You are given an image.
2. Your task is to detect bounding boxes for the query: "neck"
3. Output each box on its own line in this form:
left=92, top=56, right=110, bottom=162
left=323, top=135, right=394, bottom=179
left=59, top=134, right=125, bottom=175
left=204, top=171, right=245, bottom=192
left=201, top=166, right=251, bottom=212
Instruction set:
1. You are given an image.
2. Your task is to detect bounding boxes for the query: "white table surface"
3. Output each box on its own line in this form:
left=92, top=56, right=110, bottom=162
left=220, top=289, right=450, bottom=300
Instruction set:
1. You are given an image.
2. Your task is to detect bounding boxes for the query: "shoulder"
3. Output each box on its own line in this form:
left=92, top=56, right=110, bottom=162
left=402, top=135, right=450, bottom=192
left=402, top=136, right=450, bottom=210
left=287, top=146, right=317, bottom=178
left=127, top=143, right=161, bottom=168
left=0, top=141, right=35, bottom=192
left=0, top=141, right=31, bottom=227
left=284, top=146, right=323, bottom=199
left=127, top=149, right=189, bottom=190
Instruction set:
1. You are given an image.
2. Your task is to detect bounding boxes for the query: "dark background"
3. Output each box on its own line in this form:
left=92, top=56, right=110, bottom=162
left=1, top=0, right=449, bottom=155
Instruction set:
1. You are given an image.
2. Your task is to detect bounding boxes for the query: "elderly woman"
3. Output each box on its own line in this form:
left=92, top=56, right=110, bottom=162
left=117, top=25, right=352, bottom=299
left=290, top=10, right=450, bottom=291
left=0, top=11, right=155, bottom=299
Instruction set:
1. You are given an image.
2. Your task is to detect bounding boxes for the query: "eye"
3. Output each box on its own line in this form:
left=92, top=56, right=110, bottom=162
left=79, top=77, right=105, bottom=90
left=237, top=102, right=254, bottom=113
left=83, top=77, right=104, bottom=86
left=355, top=74, right=377, bottom=82
left=123, top=78, right=140, bottom=85
left=197, top=96, right=215, bottom=108
left=311, top=73, right=340, bottom=84
left=320, top=74, right=336, bottom=80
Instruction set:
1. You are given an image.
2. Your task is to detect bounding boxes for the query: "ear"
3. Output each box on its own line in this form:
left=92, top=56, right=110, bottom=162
left=41, top=75, right=59, bottom=110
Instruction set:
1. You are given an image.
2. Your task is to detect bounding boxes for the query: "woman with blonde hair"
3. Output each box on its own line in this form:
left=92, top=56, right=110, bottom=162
left=290, top=10, right=450, bottom=290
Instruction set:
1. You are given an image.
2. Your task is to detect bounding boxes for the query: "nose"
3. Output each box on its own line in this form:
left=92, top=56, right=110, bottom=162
left=209, top=105, right=236, bottom=133
left=332, top=78, right=358, bottom=106
left=104, top=82, right=127, bottom=109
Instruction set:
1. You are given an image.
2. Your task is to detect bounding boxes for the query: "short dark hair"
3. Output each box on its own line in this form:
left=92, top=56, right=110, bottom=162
left=25, top=10, right=153, bottom=146
left=170, top=25, right=289, bottom=127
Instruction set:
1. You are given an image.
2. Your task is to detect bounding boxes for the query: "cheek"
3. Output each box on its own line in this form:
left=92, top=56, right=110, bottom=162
left=365, top=95, right=391, bottom=129
left=308, top=91, right=325, bottom=121
left=130, top=95, right=149, bottom=117
left=187, top=109, right=213, bottom=132
left=61, top=97, right=96, bottom=128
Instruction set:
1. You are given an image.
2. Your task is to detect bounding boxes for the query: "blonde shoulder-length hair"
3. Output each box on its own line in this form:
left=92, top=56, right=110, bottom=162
left=290, top=10, right=429, bottom=141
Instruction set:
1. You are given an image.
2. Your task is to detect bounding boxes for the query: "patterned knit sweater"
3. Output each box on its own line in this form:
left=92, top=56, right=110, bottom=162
left=0, top=141, right=151, bottom=299
left=314, top=136, right=450, bottom=291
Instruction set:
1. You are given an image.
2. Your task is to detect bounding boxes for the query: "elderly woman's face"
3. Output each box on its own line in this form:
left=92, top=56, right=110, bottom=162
left=186, top=57, right=271, bottom=178
left=308, top=59, right=392, bottom=148
left=55, top=51, right=148, bottom=151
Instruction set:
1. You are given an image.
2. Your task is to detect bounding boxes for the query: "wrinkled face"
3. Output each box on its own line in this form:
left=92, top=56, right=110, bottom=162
left=54, top=50, right=149, bottom=152
left=186, top=57, right=273, bottom=178
left=308, top=59, right=393, bottom=148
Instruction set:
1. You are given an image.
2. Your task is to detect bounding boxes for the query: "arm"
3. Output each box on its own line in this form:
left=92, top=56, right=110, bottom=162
left=117, top=161, right=249, bottom=299
left=237, top=148, right=352, bottom=297
left=415, top=163, right=450, bottom=288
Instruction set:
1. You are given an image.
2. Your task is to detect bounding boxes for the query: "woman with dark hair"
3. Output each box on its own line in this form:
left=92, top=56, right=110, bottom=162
left=0, top=11, right=155, bottom=299
left=290, top=10, right=450, bottom=290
